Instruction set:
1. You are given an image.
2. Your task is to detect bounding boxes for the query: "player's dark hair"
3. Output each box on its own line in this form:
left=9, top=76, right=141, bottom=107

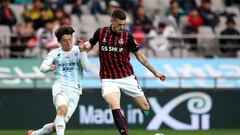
left=226, top=18, right=235, bottom=25
left=202, top=0, right=211, bottom=3
left=111, top=9, right=126, bottom=20
left=158, top=22, right=166, bottom=28
left=55, top=25, right=75, bottom=41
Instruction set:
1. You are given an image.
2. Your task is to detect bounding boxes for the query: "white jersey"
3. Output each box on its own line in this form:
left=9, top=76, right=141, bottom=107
left=41, top=46, right=90, bottom=92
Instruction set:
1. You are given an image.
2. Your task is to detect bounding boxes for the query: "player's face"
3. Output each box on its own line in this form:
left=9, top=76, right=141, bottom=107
left=59, top=34, right=73, bottom=51
left=111, top=18, right=126, bottom=34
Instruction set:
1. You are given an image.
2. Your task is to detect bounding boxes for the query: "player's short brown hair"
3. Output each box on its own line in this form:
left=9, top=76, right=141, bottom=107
left=55, top=25, right=75, bottom=41
left=111, top=9, right=126, bottom=20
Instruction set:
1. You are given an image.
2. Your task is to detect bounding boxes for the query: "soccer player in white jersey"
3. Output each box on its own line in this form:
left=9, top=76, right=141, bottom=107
left=27, top=26, right=91, bottom=135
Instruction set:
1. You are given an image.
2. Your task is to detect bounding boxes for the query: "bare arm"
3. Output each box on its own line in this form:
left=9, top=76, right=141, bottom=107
left=134, top=51, right=166, bottom=81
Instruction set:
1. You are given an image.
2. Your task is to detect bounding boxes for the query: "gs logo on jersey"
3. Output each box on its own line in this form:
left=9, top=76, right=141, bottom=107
left=101, top=46, right=123, bottom=52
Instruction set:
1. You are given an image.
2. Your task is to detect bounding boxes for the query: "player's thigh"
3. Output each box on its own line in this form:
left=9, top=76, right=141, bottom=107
left=103, top=92, right=121, bottom=109
left=65, top=87, right=80, bottom=122
left=101, top=79, right=121, bottom=109
left=52, top=83, right=69, bottom=110
left=119, top=75, right=144, bottom=97
left=101, top=79, right=121, bottom=97
left=119, top=76, right=149, bottom=110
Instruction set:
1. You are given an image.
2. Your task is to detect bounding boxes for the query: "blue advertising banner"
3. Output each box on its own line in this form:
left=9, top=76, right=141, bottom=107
left=84, top=58, right=240, bottom=88
left=0, top=58, right=239, bottom=88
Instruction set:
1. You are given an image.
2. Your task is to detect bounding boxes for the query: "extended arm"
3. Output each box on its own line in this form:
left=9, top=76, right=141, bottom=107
left=40, top=54, right=56, bottom=73
left=80, top=51, right=91, bottom=72
left=134, top=51, right=166, bottom=81
left=79, top=40, right=92, bottom=72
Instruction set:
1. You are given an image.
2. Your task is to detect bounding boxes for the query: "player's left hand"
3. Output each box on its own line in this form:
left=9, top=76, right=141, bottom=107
left=83, top=41, right=92, bottom=52
left=79, top=40, right=85, bottom=52
left=49, top=65, right=57, bottom=71
left=154, top=72, right=166, bottom=82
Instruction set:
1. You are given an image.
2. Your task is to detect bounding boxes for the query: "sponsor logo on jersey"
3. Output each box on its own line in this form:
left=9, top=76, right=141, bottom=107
left=101, top=46, right=123, bottom=52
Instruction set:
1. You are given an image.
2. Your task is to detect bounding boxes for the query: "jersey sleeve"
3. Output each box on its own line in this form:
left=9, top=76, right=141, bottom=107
left=127, top=33, right=139, bottom=53
left=89, top=28, right=101, bottom=46
left=80, top=51, right=91, bottom=72
left=40, top=50, right=55, bottom=73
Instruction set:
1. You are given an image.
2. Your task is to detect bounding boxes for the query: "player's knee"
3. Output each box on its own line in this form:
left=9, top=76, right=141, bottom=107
left=142, top=102, right=150, bottom=111
left=57, top=105, right=68, bottom=116
left=109, top=102, right=120, bottom=109
left=106, top=99, right=120, bottom=109
left=104, top=96, right=120, bottom=109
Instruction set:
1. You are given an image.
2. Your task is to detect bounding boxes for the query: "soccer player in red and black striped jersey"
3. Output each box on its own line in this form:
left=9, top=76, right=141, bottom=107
left=83, top=9, right=166, bottom=135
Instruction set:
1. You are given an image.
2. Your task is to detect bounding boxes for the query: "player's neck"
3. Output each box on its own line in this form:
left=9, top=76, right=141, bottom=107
left=110, top=26, right=121, bottom=35
left=62, top=48, right=71, bottom=53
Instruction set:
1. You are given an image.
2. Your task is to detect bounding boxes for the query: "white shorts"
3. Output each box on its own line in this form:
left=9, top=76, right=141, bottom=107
left=101, top=75, right=144, bottom=97
left=52, top=83, right=80, bottom=122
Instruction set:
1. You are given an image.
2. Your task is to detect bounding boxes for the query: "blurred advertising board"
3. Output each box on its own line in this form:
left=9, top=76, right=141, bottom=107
left=0, top=58, right=239, bottom=88
left=0, top=59, right=53, bottom=88
left=0, top=89, right=239, bottom=129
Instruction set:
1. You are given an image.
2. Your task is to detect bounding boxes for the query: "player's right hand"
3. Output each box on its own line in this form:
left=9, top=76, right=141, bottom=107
left=83, top=41, right=92, bottom=52
left=154, top=72, right=166, bottom=82
left=49, top=65, right=57, bottom=71
left=79, top=40, right=85, bottom=52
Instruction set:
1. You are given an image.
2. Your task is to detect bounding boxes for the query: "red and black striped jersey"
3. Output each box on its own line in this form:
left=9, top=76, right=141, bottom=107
left=89, top=26, right=139, bottom=79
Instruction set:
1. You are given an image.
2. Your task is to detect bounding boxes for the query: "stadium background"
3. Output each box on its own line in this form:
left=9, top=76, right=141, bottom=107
left=0, top=0, right=240, bottom=135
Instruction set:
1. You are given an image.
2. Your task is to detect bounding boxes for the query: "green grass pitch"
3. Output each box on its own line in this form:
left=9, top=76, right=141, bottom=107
left=0, top=129, right=240, bottom=135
